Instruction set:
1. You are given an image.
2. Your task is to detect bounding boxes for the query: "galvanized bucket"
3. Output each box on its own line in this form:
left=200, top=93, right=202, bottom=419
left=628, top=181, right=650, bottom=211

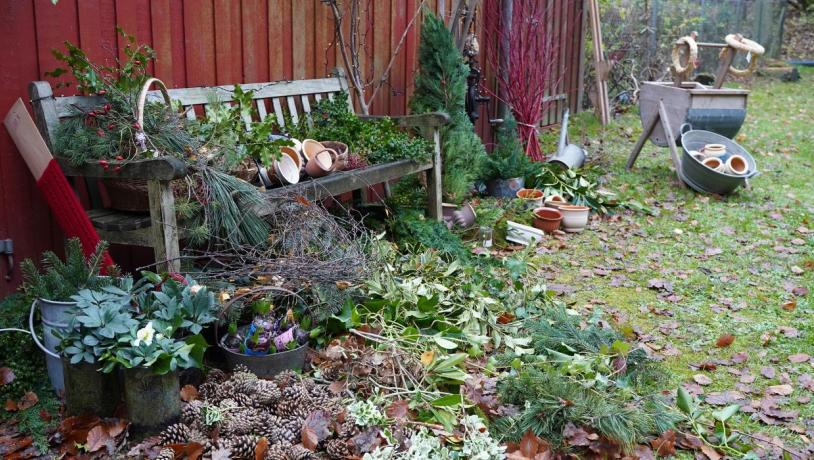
left=220, top=337, right=307, bottom=378
left=679, top=124, right=758, bottom=195
left=29, top=298, right=75, bottom=393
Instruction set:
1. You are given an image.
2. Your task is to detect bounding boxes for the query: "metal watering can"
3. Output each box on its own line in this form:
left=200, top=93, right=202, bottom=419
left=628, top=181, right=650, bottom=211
left=548, top=109, right=586, bottom=169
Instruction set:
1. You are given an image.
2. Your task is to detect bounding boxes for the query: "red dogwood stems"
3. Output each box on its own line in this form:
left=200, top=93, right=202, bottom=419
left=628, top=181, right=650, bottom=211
left=36, top=159, right=115, bottom=273
left=485, top=0, right=561, bottom=161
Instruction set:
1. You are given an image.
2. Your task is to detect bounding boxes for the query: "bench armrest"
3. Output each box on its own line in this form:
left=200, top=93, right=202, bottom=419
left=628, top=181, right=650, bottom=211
left=56, top=157, right=189, bottom=180
left=358, top=111, right=450, bottom=129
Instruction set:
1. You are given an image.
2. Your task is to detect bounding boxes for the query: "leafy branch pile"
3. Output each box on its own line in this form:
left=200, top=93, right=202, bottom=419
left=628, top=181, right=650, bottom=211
left=536, top=163, right=621, bottom=214
left=288, top=93, right=432, bottom=165
left=493, top=307, right=678, bottom=452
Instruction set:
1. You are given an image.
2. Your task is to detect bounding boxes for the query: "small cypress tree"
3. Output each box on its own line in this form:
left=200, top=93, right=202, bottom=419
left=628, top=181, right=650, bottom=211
left=410, top=11, right=486, bottom=203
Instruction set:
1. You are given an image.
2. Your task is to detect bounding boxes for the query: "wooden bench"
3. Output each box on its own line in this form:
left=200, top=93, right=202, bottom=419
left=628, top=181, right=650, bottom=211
left=30, top=70, right=447, bottom=271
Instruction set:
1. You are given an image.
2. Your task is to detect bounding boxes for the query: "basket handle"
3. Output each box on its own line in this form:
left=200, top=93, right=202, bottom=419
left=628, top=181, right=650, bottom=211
left=135, top=77, right=173, bottom=133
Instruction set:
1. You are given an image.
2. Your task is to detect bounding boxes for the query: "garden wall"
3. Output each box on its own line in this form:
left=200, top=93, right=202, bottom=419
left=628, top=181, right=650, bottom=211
left=0, top=0, right=585, bottom=295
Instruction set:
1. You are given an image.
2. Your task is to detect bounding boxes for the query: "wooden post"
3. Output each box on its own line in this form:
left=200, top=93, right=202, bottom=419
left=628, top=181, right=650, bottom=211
left=426, top=128, right=443, bottom=221
left=147, top=180, right=181, bottom=272
left=713, top=46, right=736, bottom=89
left=658, top=101, right=686, bottom=188
left=497, top=0, right=513, bottom=120
left=587, top=0, right=610, bottom=125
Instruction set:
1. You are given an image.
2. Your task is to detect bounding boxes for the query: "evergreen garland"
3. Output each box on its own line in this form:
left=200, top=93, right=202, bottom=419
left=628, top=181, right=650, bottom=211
left=410, top=12, right=486, bottom=203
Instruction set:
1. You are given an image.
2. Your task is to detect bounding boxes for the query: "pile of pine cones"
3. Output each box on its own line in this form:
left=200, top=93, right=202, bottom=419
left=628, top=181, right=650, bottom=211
left=155, top=366, right=360, bottom=460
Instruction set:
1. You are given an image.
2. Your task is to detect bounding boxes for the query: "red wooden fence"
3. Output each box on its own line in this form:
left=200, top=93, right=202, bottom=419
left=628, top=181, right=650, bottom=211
left=0, top=0, right=584, bottom=296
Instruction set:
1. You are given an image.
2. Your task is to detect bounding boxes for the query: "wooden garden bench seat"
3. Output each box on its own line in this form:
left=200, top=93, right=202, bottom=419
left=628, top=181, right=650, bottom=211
left=29, top=70, right=446, bottom=272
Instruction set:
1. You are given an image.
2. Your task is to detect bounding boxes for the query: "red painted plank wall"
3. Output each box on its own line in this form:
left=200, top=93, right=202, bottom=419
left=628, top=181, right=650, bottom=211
left=0, top=0, right=584, bottom=296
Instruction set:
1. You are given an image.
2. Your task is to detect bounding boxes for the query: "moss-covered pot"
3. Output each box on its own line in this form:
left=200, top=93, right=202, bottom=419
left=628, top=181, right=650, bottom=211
left=123, top=367, right=180, bottom=432
left=63, top=361, right=121, bottom=417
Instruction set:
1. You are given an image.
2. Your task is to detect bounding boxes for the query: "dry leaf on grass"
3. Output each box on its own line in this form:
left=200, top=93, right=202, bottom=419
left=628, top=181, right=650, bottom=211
left=0, top=367, right=15, bottom=385
left=715, top=334, right=735, bottom=348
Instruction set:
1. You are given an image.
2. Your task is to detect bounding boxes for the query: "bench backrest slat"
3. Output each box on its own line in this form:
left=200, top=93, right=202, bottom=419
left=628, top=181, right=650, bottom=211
left=33, top=72, right=353, bottom=148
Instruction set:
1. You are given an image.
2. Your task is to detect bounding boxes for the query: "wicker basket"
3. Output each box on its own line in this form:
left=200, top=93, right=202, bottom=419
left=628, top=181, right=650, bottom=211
left=103, top=78, right=178, bottom=212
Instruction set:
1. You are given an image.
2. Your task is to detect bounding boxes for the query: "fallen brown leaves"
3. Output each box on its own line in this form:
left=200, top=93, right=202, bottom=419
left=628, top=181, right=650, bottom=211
left=715, top=334, right=735, bottom=348
left=56, top=415, right=128, bottom=457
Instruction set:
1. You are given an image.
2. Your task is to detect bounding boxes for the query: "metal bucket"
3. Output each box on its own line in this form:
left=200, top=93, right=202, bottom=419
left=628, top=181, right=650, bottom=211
left=679, top=124, right=758, bottom=195
left=486, top=177, right=524, bottom=198
left=30, top=298, right=74, bottom=393
left=220, top=338, right=307, bottom=379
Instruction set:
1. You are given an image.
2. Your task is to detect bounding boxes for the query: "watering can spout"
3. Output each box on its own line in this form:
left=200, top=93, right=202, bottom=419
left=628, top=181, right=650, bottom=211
left=549, top=109, right=586, bottom=169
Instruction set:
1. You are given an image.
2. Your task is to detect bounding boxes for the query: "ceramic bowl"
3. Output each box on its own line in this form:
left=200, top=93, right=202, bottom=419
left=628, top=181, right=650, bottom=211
left=725, top=154, right=749, bottom=176
left=558, top=205, right=590, bottom=233
left=301, top=139, right=326, bottom=162
left=516, top=188, right=544, bottom=209
left=304, top=148, right=337, bottom=178
left=320, top=141, right=349, bottom=170
left=271, top=154, right=300, bottom=185
left=532, top=207, right=563, bottom=234
left=702, top=157, right=725, bottom=172
left=452, top=203, right=477, bottom=228
left=279, top=146, right=303, bottom=172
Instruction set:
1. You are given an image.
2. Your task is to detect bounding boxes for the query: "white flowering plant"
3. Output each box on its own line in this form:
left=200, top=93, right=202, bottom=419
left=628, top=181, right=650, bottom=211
left=58, top=272, right=218, bottom=374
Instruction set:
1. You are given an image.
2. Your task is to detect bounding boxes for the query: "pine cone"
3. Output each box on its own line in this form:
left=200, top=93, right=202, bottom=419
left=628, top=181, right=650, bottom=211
left=265, top=416, right=301, bottom=445
left=288, top=444, right=319, bottom=460
left=155, top=447, right=175, bottom=460
left=159, top=423, right=190, bottom=445
left=224, top=408, right=262, bottom=436
left=198, top=381, right=219, bottom=402
left=264, top=444, right=289, bottom=460
left=233, top=392, right=254, bottom=408
left=273, top=369, right=298, bottom=386
left=206, top=368, right=228, bottom=384
left=336, top=419, right=360, bottom=440
left=222, top=435, right=259, bottom=460
left=254, top=380, right=282, bottom=406
left=181, top=400, right=203, bottom=428
left=325, top=438, right=353, bottom=459
left=319, top=364, right=342, bottom=381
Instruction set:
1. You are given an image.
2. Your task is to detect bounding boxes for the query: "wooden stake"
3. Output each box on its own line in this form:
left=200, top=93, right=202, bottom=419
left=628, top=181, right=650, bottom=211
left=587, top=0, right=610, bottom=125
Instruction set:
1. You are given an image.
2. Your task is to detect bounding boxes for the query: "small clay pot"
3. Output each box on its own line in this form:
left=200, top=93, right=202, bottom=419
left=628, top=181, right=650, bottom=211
left=688, top=150, right=706, bottom=162
left=725, top=154, right=749, bottom=176
left=452, top=203, right=477, bottom=227
left=559, top=205, right=590, bottom=233
left=279, top=146, right=303, bottom=172
left=544, top=195, right=570, bottom=211
left=516, top=188, right=544, bottom=209
left=304, top=148, right=337, bottom=178
left=301, top=139, right=326, bottom=162
left=321, top=141, right=349, bottom=170
left=701, top=157, right=725, bottom=172
left=271, top=154, right=301, bottom=185
left=532, top=207, right=563, bottom=234
left=702, top=144, right=727, bottom=158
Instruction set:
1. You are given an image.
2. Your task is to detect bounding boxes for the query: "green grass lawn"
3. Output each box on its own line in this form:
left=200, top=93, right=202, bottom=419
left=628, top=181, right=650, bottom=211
left=531, top=68, right=814, bottom=455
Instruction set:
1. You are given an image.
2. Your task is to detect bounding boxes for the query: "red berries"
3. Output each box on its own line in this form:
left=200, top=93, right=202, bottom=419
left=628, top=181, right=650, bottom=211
left=97, top=89, right=107, bottom=96
left=132, top=122, right=141, bottom=130
left=96, top=129, right=105, bottom=137
left=115, top=155, right=124, bottom=161
left=98, top=160, right=109, bottom=170
left=113, top=166, right=122, bottom=173
left=103, top=104, right=111, bottom=113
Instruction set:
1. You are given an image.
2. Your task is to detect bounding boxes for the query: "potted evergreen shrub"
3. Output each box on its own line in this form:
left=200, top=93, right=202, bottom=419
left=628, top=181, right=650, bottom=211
left=20, top=238, right=114, bottom=393
left=483, top=115, right=538, bottom=198
left=218, top=289, right=312, bottom=378
left=58, top=272, right=218, bottom=430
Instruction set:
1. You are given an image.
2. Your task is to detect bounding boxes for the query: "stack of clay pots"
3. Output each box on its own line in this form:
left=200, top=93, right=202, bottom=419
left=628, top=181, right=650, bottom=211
left=690, top=143, right=750, bottom=176
left=528, top=193, right=590, bottom=234
left=268, top=138, right=346, bottom=186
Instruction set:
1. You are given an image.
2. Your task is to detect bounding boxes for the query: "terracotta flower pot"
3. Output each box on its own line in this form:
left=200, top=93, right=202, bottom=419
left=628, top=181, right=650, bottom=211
left=304, top=148, right=337, bottom=178
left=532, top=207, right=563, bottom=234
left=701, top=157, right=725, bottom=172
left=271, top=154, right=301, bottom=185
left=702, top=143, right=727, bottom=158
left=452, top=203, right=477, bottom=227
left=279, top=146, right=303, bottom=173
left=725, top=154, right=749, bottom=176
left=516, top=188, right=544, bottom=209
left=559, top=205, right=590, bottom=233
left=321, top=141, right=349, bottom=170
left=301, top=139, right=326, bottom=163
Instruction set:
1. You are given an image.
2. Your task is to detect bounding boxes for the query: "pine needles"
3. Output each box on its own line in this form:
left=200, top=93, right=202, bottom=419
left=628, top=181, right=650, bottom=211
left=21, top=238, right=116, bottom=301
left=185, top=166, right=270, bottom=250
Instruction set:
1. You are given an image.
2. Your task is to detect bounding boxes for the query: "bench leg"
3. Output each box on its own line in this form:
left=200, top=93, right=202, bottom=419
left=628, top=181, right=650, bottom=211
left=148, top=179, right=181, bottom=272
left=426, top=128, right=443, bottom=221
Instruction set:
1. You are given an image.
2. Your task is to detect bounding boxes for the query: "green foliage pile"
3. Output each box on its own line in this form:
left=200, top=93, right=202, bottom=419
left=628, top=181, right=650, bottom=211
left=21, top=238, right=115, bottom=301
left=535, top=164, right=620, bottom=214
left=390, top=209, right=470, bottom=261
left=410, top=12, right=486, bottom=203
left=493, top=307, right=677, bottom=449
left=289, top=93, right=432, bottom=165
left=483, top=114, right=539, bottom=181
